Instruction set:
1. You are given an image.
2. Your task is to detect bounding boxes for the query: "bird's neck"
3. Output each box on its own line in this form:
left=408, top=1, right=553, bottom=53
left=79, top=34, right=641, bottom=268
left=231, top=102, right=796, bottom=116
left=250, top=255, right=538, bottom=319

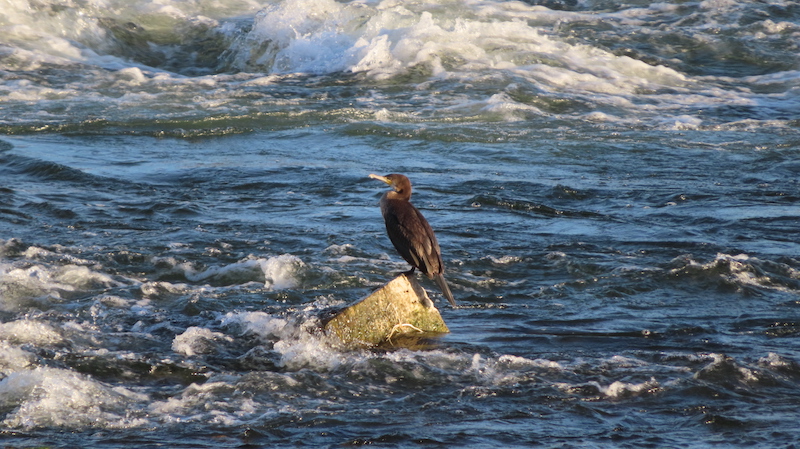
left=386, top=190, right=410, bottom=201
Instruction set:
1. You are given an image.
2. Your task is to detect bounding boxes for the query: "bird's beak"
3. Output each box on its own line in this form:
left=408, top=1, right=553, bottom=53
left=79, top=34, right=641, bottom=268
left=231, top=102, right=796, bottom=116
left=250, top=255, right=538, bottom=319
left=369, top=174, right=392, bottom=186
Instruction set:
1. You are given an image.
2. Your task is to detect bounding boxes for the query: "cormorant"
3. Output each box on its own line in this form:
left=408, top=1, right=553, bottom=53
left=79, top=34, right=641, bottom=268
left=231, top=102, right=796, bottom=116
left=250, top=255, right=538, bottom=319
left=369, top=173, right=457, bottom=307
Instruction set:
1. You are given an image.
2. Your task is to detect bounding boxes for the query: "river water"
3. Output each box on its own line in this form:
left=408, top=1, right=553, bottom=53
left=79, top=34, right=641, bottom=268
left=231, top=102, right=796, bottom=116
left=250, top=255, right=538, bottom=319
left=1, top=0, right=799, bottom=447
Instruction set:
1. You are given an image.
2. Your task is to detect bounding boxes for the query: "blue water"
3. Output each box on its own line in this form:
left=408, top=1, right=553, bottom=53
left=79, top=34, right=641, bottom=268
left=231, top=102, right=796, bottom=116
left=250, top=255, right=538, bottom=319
left=1, top=0, right=799, bottom=447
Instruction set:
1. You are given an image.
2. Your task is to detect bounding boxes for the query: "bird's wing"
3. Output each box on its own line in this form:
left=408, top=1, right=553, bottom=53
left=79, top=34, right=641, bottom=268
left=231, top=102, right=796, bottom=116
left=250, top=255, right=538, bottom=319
left=383, top=200, right=442, bottom=276
left=410, top=206, right=442, bottom=275
left=383, top=203, right=420, bottom=267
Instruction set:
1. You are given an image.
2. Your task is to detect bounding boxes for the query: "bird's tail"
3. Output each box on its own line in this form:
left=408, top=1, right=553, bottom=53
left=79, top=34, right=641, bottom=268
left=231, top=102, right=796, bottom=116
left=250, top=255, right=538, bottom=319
left=434, top=273, right=457, bottom=307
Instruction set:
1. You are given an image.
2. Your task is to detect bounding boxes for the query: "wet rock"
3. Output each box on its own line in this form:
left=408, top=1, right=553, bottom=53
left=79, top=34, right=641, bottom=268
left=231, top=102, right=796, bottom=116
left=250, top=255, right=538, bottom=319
left=322, top=274, right=449, bottom=348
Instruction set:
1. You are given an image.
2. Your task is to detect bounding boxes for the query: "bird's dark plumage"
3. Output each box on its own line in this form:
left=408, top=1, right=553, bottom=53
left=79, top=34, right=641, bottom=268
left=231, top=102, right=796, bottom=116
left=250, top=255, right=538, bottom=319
left=369, top=173, right=456, bottom=307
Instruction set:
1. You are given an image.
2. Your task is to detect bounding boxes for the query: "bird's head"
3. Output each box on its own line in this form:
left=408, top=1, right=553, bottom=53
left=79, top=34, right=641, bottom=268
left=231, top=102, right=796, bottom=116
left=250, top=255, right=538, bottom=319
left=369, top=173, right=412, bottom=197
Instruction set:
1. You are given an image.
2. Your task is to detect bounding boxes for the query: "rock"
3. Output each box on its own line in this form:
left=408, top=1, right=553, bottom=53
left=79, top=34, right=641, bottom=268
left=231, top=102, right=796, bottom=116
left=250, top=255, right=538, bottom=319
left=323, top=274, right=449, bottom=348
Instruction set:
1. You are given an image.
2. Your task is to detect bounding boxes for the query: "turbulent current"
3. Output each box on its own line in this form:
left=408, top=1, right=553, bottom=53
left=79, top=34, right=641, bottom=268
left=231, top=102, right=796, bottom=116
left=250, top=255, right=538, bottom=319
left=1, top=0, right=799, bottom=447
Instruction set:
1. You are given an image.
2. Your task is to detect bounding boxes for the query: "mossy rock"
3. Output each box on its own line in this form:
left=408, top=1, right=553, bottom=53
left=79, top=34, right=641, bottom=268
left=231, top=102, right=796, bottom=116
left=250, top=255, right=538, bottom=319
left=323, top=274, right=449, bottom=348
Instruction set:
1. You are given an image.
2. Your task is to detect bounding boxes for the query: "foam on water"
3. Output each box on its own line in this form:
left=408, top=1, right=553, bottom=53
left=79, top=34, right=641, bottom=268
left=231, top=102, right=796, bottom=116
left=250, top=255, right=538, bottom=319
left=219, top=0, right=699, bottom=114
left=0, top=262, right=123, bottom=311
left=222, top=310, right=347, bottom=371
left=1, top=2, right=799, bottom=445
left=1, top=0, right=797, bottom=130
left=0, top=241, right=308, bottom=318
left=150, top=253, right=305, bottom=288
left=0, top=242, right=319, bottom=430
left=0, top=250, right=797, bottom=437
left=670, top=252, right=800, bottom=294
left=0, top=366, right=147, bottom=429
left=0, top=319, right=64, bottom=346
left=172, top=326, right=234, bottom=356
left=0, top=341, right=35, bottom=371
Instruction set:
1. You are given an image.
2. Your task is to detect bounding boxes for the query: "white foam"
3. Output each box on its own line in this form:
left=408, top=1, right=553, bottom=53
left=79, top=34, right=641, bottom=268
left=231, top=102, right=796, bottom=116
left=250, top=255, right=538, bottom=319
left=220, top=0, right=690, bottom=96
left=172, top=326, right=233, bottom=356
left=221, top=311, right=288, bottom=339
left=140, top=280, right=190, bottom=297
left=497, top=354, right=562, bottom=370
left=222, top=310, right=346, bottom=371
left=0, top=366, right=147, bottom=429
left=485, top=255, right=524, bottom=265
left=0, top=0, right=793, bottom=129
left=261, top=254, right=307, bottom=289
left=480, top=93, right=546, bottom=121
left=148, top=380, right=233, bottom=422
left=162, top=254, right=305, bottom=289
left=221, top=309, right=564, bottom=381
left=323, top=244, right=356, bottom=255
left=0, top=320, right=64, bottom=346
left=146, top=376, right=292, bottom=427
left=555, top=376, right=661, bottom=399
left=0, top=341, right=36, bottom=372
left=0, top=262, right=122, bottom=311
left=115, top=67, right=148, bottom=85
left=674, top=253, right=797, bottom=293
left=601, top=355, right=649, bottom=369
left=599, top=378, right=660, bottom=398
left=759, top=352, right=795, bottom=370
left=54, top=265, right=121, bottom=289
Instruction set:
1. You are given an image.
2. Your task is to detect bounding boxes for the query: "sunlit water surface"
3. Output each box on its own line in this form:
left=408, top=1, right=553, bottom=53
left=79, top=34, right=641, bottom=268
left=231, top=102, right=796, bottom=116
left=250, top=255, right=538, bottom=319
left=1, top=0, right=799, bottom=447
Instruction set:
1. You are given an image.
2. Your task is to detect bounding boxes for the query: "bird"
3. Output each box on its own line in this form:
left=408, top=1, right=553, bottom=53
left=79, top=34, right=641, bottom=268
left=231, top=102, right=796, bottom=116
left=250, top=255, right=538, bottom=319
left=369, top=173, right=456, bottom=307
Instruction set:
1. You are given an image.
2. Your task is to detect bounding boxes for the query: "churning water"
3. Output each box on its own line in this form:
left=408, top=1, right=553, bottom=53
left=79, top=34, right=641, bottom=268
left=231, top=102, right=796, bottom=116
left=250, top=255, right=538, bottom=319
left=1, top=0, right=799, bottom=447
